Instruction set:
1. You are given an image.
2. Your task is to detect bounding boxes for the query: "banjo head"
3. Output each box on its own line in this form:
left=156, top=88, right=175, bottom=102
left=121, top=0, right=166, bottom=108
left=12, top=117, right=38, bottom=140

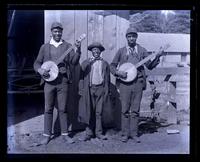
left=41, top=61, right=59, bottom=82
left=118, top=62, right=137, bottom=82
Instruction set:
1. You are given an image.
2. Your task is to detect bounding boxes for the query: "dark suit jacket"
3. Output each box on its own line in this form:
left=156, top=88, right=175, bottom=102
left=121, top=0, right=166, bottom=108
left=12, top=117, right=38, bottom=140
left=78, top=59, right=113, bottom=125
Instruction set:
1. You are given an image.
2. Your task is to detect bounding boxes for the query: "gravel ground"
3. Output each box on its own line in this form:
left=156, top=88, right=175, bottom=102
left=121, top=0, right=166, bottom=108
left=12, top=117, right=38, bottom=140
left=7, top=118, right=189, bottom=154
left=7, top=94, right=189, bottom=154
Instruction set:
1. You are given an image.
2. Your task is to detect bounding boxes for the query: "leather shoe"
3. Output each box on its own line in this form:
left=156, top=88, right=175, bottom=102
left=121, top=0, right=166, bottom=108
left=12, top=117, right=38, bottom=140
left=79, top=135, right=92, bottom=141
left=130, top=136, right=141, bottom=143
left=40, top=136, right=51, bottom=145
left=121, top=136, right=128, bottom=143
left=96, top=134, right=108, bottom=140
left=63, top=135, right=75, bottom=144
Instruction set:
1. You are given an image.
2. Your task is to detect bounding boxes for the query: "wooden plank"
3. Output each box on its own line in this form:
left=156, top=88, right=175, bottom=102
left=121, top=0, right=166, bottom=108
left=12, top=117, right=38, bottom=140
left=87, top=10, right=95, bottom=58
left=94, top=11, right=104, bottom=44
left=7, top=90, right=44, bottom=94
left=167, top=101, right=177, bottom=124
left=103, top=14, right=117, bottom=64
left=146, top=67, right=190, bottom=76
left=103, top=14, right=117, bottom=85
left=60, top=10, right=75, bottom=44
left=44, top=10, right=61, bottom=43
left=72, top=10, right=89, bottom=130
left=116, top=11, right=130, bottom=49
left=137, top=32, right=190, bottom=53
left=74, top=10, right=88, bottom=64
left=87, top=10, right=104, bottom=56
left=176, top=94, right=190, bottom=111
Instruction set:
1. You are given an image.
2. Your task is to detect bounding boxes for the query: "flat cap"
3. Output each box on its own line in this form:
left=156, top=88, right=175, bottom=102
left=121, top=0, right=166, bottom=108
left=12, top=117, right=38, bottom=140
left=126, top=27, right=138, bottom=36
left=51, top=22, right=63, bottom=30
left=88, top=42, right=105, bottom=52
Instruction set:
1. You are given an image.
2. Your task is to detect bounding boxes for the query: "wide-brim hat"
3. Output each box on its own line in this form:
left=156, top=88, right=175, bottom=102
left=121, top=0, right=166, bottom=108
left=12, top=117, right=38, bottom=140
left=51, top=22, right=63, bottom=30
left=88, top=42, right=105, bottom=52
left=126, top=27, right=138, bottom=36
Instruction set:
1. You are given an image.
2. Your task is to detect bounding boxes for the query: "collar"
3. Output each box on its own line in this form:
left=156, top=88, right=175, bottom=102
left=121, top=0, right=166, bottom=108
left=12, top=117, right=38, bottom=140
left=126, top=44, right=138, bottom=54
left=50, top=37, right=63, bottom=48
left=89, top=56, right=103, bottom=61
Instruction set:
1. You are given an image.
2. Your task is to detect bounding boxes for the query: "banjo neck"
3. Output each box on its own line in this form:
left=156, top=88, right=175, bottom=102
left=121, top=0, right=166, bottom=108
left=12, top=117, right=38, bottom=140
left=135, top=52, right=158, bottom=68
left=54, top=33, right=86, bottom=65
left=135, top=44, right=170, bottom=68
left=55, top=45, right=75, bottom=65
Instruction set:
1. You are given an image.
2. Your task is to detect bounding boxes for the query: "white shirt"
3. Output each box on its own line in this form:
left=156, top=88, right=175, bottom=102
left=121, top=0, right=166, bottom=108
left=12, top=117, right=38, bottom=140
left=50, top=37, right=63, bottom=48
left=90, top=57, right=104, bottom=85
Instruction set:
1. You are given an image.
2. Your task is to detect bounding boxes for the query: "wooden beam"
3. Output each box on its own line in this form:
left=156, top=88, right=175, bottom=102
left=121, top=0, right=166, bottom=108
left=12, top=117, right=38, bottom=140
left=7, top=90, right=43, bottom=94
left=74, top=10, right=88, bottom=64
left=146, top=67, right=190, bottom=76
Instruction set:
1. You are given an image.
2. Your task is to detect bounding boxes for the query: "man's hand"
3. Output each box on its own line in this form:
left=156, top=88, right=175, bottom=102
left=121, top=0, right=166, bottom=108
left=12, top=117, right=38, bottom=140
left=74, top=40, right=81, bottom=53
left=116, top=71, right=127, bottom=79
left=89, top=57, right=96, bottom=64
left=75, top=40, right=81, bottom=48
left=157, top=50, right=164, bottom=58
left=38, top=68, right=50, bottom=79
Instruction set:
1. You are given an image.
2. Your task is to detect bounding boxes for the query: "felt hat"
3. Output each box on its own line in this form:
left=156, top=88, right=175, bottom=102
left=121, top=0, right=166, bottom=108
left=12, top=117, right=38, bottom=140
left=88, top=42, right=105, bottom=52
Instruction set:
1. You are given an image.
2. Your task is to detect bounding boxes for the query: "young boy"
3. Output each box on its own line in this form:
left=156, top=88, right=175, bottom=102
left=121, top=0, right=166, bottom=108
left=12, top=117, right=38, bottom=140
left=78, top=42, right=111, bottom=141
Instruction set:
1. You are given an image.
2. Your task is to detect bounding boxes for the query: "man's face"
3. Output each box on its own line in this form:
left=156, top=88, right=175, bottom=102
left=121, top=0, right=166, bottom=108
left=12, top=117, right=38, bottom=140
left=126, top=33, right=138, bottom=46
left=91, top=47, right=101, bottom=59
left=51, top=28, right=63, bottom=42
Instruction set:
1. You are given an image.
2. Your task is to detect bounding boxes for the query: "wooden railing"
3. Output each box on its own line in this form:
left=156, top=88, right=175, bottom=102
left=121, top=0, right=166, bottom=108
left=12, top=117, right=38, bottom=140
left=143, top=67, right=190, bottom=124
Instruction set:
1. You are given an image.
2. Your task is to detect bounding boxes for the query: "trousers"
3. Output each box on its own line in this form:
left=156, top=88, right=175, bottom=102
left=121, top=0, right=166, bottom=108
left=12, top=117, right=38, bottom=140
left=86, top=85, right=104, bottom=136
left=43, top=80, right=68, bottom=136
left=119, top=78, right=143, bottom=137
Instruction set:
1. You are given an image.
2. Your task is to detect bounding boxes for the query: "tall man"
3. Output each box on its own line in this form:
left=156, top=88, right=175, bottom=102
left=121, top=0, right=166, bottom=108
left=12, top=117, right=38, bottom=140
left=34, top=22, right=81, bottom=144
left=110, top=27, right=163, bottom=143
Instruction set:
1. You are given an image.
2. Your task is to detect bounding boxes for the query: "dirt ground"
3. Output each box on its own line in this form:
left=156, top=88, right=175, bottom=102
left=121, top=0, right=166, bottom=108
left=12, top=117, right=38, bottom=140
left=7, top=94, right=190, bottom=154
left=7, top=115, right=189, bottom=154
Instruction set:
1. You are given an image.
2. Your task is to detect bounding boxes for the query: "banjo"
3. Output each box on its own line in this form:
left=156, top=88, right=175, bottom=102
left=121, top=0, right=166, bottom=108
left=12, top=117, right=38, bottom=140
left=118, top=44, right=170, bottom=82
left=41, top=33, right=86, bottom=82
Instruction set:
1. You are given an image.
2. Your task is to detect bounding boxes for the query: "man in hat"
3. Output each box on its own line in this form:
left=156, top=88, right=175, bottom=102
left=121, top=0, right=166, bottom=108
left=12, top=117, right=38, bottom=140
left=110, top=27, right=164, bottom=143
left=78, top=42, right=111, bottom=141
left=34, top=22, right=81, bottom=144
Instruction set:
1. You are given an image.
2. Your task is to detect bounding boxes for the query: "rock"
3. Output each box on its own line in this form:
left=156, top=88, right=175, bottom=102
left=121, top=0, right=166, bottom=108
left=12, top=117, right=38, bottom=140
left=167, top=129, right=180, bottom=134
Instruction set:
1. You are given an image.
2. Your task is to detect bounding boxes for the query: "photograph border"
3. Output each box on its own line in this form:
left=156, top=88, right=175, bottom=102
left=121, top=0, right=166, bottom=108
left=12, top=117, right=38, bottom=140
left=1, top=0, right=199, bottom=160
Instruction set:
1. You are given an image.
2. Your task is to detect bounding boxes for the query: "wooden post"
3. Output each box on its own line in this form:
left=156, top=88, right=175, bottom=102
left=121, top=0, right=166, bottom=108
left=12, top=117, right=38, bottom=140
left=167, top=81, right=177, bottom=124
left=176, top=75, right=190, bottom=111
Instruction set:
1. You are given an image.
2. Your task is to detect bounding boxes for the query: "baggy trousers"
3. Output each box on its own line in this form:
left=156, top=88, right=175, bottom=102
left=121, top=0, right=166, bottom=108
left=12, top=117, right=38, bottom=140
left=119, top=79, right=143, bottom=137
left=86, top=85, right=104, bottom=137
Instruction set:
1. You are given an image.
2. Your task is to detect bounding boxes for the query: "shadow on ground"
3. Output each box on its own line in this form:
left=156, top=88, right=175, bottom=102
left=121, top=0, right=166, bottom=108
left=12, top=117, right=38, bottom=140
left=138, top=117, right=172, bottom=136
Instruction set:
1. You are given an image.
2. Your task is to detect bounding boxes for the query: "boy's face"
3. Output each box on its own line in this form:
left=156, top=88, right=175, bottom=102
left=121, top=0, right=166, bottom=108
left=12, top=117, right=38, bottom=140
left=91, top=47, right=101, bottom=59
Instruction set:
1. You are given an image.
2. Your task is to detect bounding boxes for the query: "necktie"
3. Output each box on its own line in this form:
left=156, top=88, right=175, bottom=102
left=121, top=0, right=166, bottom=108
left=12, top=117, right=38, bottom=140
left=129, top=47, right=135, bottom=55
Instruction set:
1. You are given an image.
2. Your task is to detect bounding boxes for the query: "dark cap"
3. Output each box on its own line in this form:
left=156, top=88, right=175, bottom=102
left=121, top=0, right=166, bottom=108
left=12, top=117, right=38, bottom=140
left=126, top=27, right=138, bottom=36
left=51, top=22, right=63, bottom=30
left=88, top=42, right=105, bottom=52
